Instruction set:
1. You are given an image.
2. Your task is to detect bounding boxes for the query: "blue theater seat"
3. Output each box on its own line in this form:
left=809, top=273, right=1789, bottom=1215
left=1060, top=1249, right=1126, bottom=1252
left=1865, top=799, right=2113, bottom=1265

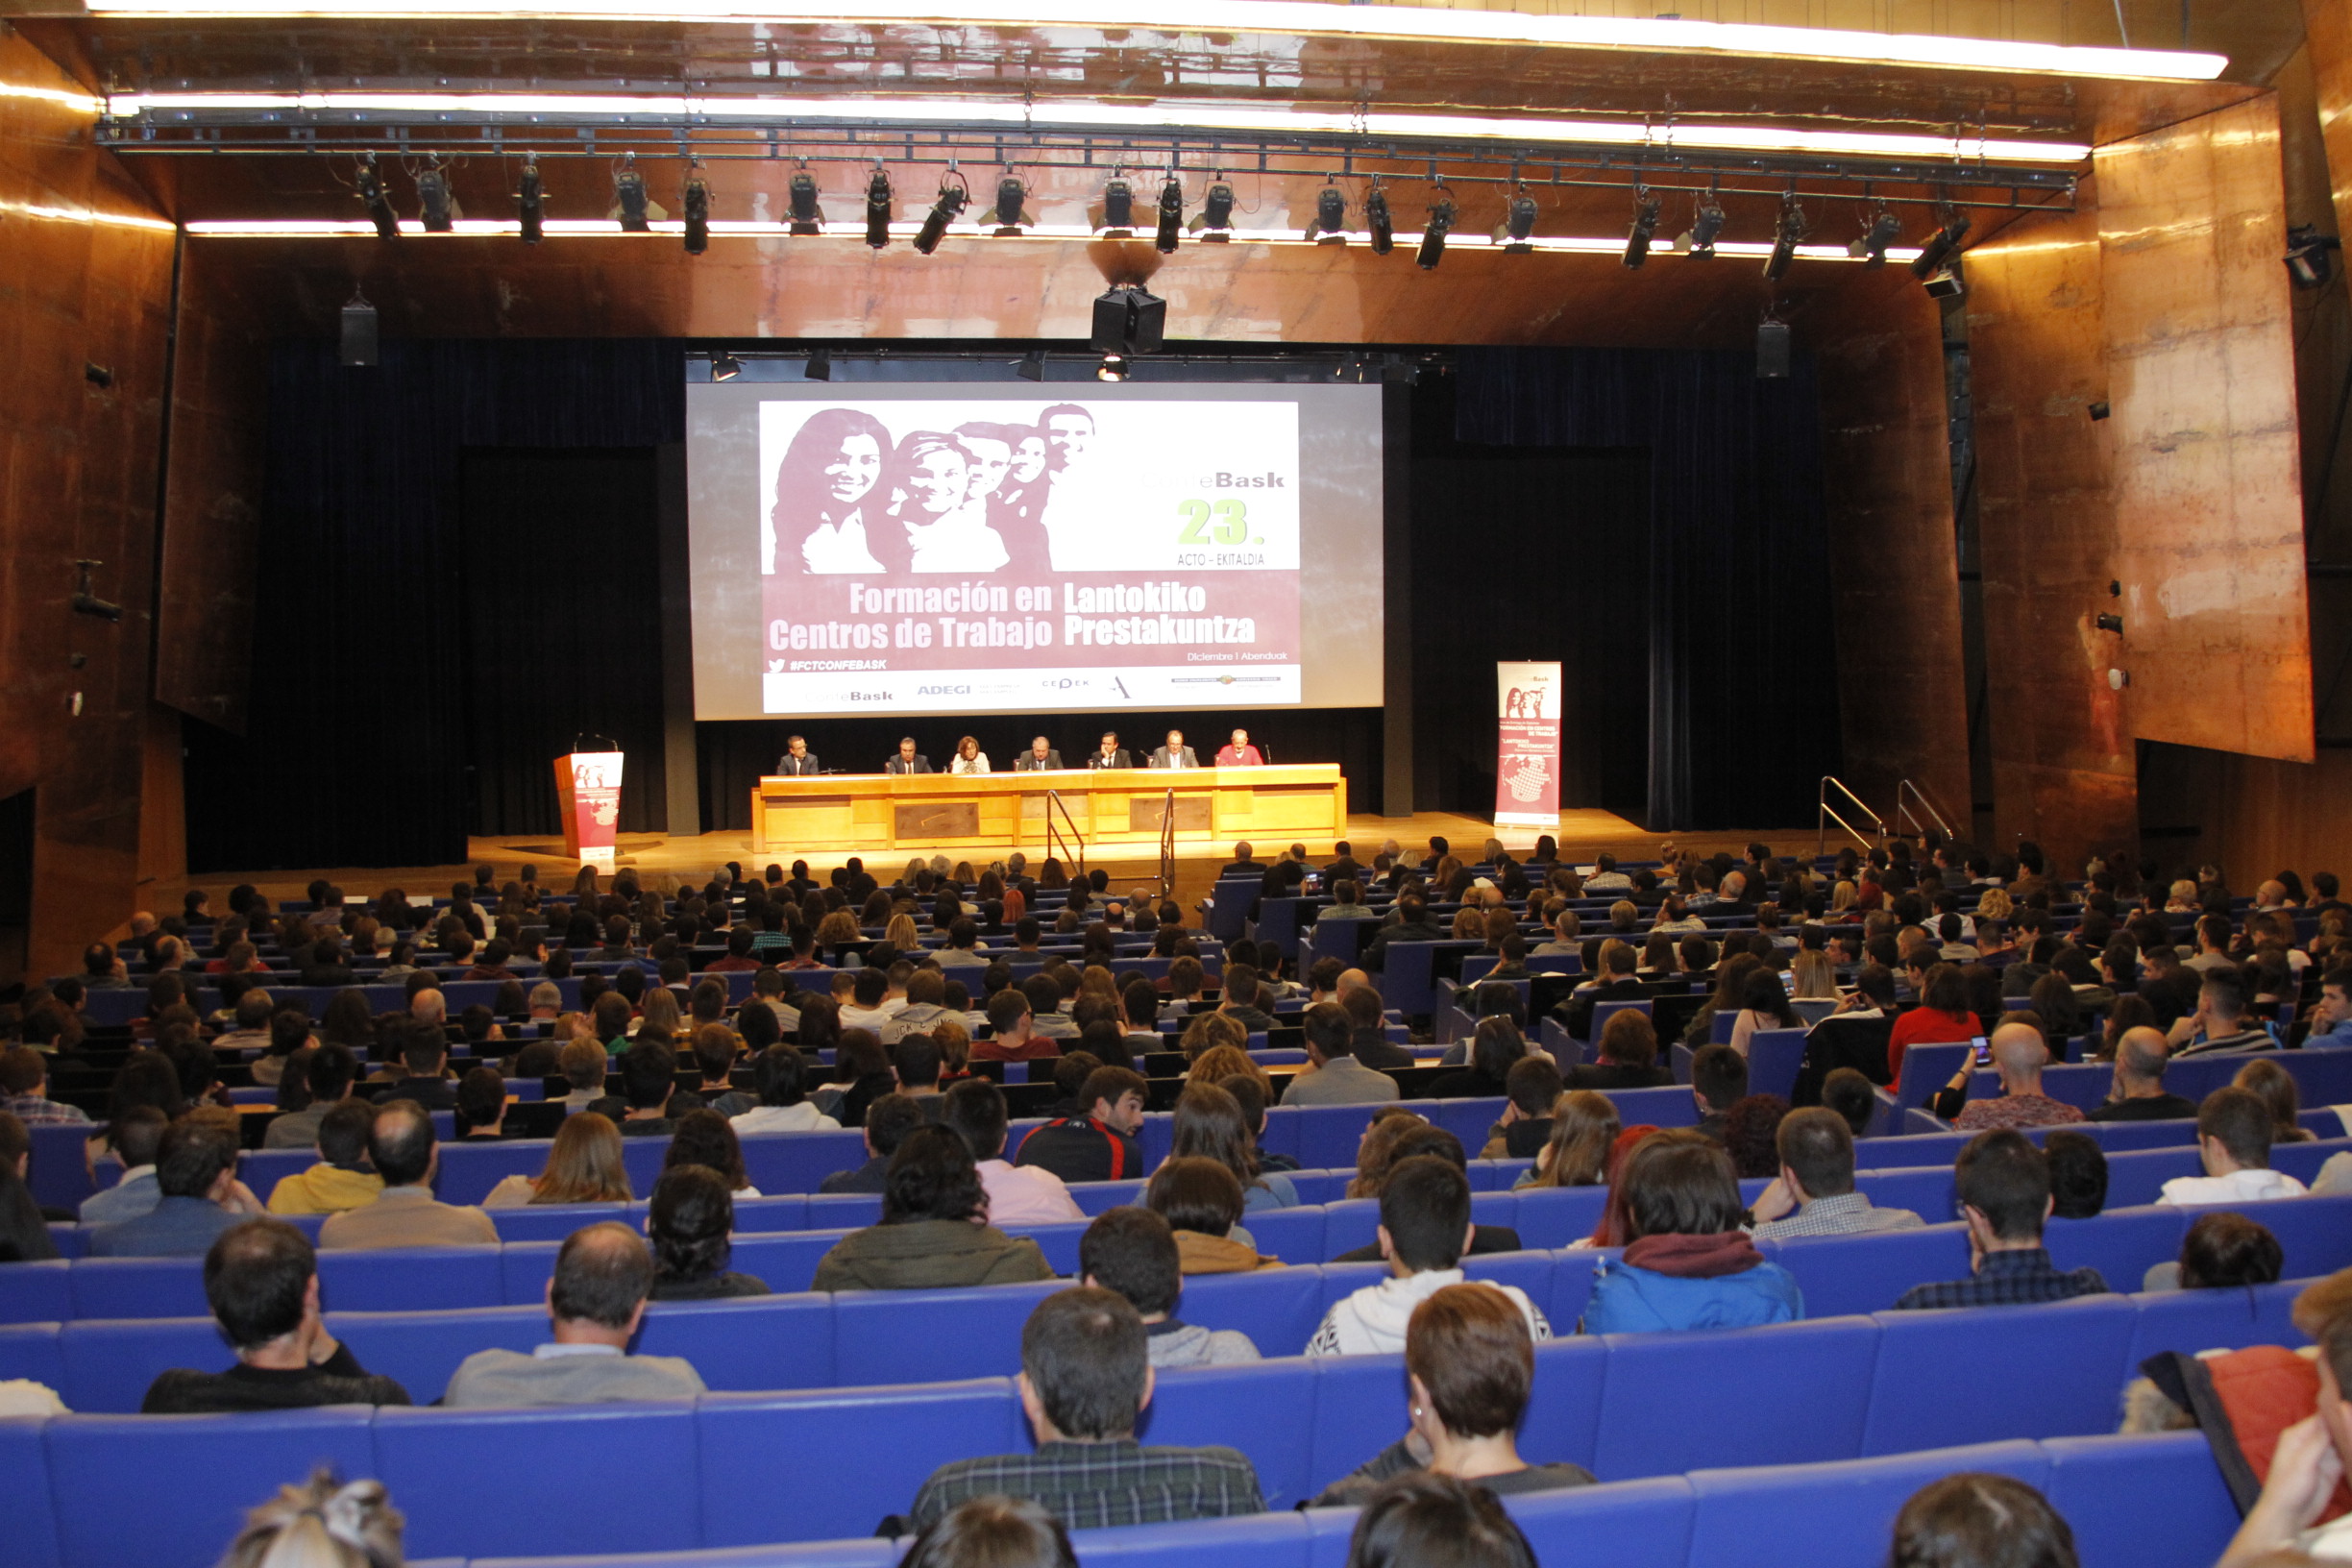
left=1141, top=1359, right=1322, bottom=1507
left=832, top=1282, right=1063, bottom=1385
left=58, top=1315, right=227, bottom=1411
left=318, top=1244, right=505, bottom=1312
left=1515, top=1333, right=1609, bottom=1472
left=330, top=1304, right=545, bottom=1402
left=1073, top=1509, right=1311, bottom=1568
left=68, top=1257, right=209, bottom=1320
left=2125, top=1279, right=2304, bottom=1365
left=1303, top=1350, right=1408, bottom=1490
left=0, top=1262, right=70, bottom=1323
left=1763, top=1225, right=1972, bottom=1319
left=636, top=1293, right=837, bottom=1391
left=1860, top=1294, right=2137, bottom=1454
left=2046, top=1206, right=2186, bottom=1287
left=1592, top=1315, right=1880, bottom=1480
left=1681, top=1439, right=2049, bottom=1568
left=1504, top=1475, right=1697, bottom=1568
left=2043, top=1430, right=2241, bottom=1568
left=1179, top=1267, right=1325, bottom=1355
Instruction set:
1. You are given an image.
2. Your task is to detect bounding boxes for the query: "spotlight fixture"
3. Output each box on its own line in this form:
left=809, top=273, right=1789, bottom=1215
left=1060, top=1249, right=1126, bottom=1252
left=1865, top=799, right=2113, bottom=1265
left=1097, top=353, right=1130, bottom=383
left=865, top=165, right=893, bottom=249
left=1190, top=179, right=1235, bottom=240
left=1098, top=175, right=1135, bottom=235
left=1909, top=199, right=1971, bottom=280
left=1493, top=187, right=1538, bottom=252
left=1763, top=193, right=1807, bottom=282
left=1305, top=183, right=1347, bottom=244
left=1849, top=204, right=1901, bottom=267
left=339, top=289, right=379, bottom=366
left=805, top=348, right=832, bottom=381
left=355, top=154, right=399, bottom=239
left=516, top=158, right=543, bottom=245
left=1624, top=184, right=1661, bottom=269
left=416, top=165, right=456, bottom=233
left=788, top=167, right=822, bottom=235
left=612, top=156, right=651, bottom=233
left=1677, top=189, right=1725, bottom=257
left=983, top=174, right=1031, bottom=234
left=1154, top=174, right=1183, bottom=254
left=913, top=175, right=968, bottom=255
left=1416, top=192, right=1457, bottom=269
left=1090, top=284, right=1166, bottom=356
left=710, top=353, right=743, bottom=382
left=1365, top=181, right=1394, bottom=256
left=2286, top=224, right=2341, bottom=289
left=1016, top=350, right=1045, bottom=382
left=1756, top=313, right=1791, bottom=380
left=2095, top=612, right=2124, bottom=633
left=1923, top=265, right=1967, bottom=300
left=682, top=168, right=710, bottom=255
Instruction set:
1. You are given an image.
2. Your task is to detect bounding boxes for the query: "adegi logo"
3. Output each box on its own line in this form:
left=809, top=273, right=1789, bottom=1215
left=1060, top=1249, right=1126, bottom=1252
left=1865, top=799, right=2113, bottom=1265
left=916, top=685, right=972, bottom=696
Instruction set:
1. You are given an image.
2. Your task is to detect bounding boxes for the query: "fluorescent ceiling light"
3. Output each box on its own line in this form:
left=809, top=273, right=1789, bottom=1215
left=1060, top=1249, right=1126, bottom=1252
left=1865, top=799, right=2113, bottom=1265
left=180, top=212, right=1924, bottom=262
left=78, top=0, right=2229, bottom=82
left=108, top=90, right=2093, bottom=164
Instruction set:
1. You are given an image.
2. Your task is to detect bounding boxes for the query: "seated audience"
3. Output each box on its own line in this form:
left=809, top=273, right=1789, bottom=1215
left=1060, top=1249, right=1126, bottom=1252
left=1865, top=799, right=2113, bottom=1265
left=1335, top=1123, right=1524, bottom=1260
left=1516, top=1090, right=1619, bottom=1189
left=1689, top=1044, right=1747, bottom=1141
left=555, top=1038, right=610, bottom=1112
left=907, top=1287, right=1264, bottom=1529
left=367, top=1024, right=456, bottom=1111
left=1750, top=1108, right=1926, bottom=1239
left=2237, top=1056, right=2318, bottom=1143
left=1342, top=1473, right=1541, bottom=1568
left=1170, top=1080, right=1298, bottom=1211
left=1314, top=1283, right=1597, bottom=1505
left=811, top=1124, right=1056, bottom=1290
left=730, top=1043, right=842, bottom=1134
left=443, top=1222, right=706, bottom=1406
left=1564, top=1009, right=1674, bottom=1090
left=1145, top=1156, right=1278, bottom=1273
left=2169, top=965, right=2274, bottom=1057
left=900, top=1498, right=1076, bottom=1568
left=1015, top=1066, right=1147, bottom=1183
left=482, top=1112, right=633, bottom=1208
left=1080, top=1206, right=1261, bottom=1367
left=217, top=1472, right=405, bottom=1568
left=943, top=1077, right=1083, bottom=1224
left=2216, top=1312, right=2352, bottom=1563
left=1939, top=1022, right=2085, bottom=1130
left=2044, top=1130, right=2110, bottom=1219
left=142, top=1218, right=411, bottom=1411
left=615, top=1040, right=682, bottom=1135
left=2085, top=1027, right=2196, bottom=1121
left=264, top=1101, right=383, bottom=1215
left=1894, top=1131, right=2108, bottom=1309
left=317, top=1101, right=498, bottom=1249
left=2158, top=1087, right=2309, bottom=1206
left=453, top=1065, right=509, bottom=1139
left=1886, top=961, right=1980, bottom=1082
left=78, top=1102, right=167, bottom=1223
left=1482, top=1057, right=1565, bottom=1160
left=1582, top=1132, right=1804, bottom=1333
left=666, top=1108, right=759, bottom=1196
left=88, top=1117, right=251, bottom=1257
left=1820, top=1066, right=1878, bottom=1139
left=1426, top=1017, right=1526, bottom=1100
left=818, top=1091, right=925, bottom=1195
left=1891, top=1473, right=2080, bottom=1568
left=1308, top=1155, right=1550, bottom=1356
left=1720, top=1092, right=1791, bottom=1180
left=1285, top=1001, right=1402, bottom=1106
left=647, top=1165, right=770, bottom=1300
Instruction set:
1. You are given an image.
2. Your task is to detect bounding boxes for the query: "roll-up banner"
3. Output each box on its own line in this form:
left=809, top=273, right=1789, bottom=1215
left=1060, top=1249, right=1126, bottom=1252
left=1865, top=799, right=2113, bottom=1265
left=1494, top=662, right=1561, bottom=828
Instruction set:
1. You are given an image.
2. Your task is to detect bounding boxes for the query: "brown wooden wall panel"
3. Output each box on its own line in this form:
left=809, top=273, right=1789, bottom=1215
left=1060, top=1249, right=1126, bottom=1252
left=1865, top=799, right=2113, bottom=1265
left=2140, top=740, right=2352, bottom=886
left=2095, top=93, right=2316, bottom=763
left=0, top=25, right=175, bottom=980
left=1965, top=188, right=2142, bottom=870
left=1807, top=265, right=1971, bottom=829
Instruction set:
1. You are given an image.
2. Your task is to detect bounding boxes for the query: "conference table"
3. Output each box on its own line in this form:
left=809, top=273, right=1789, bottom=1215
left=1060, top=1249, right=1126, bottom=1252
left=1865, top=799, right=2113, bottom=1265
left=748, top=763, right=1347, bottom=855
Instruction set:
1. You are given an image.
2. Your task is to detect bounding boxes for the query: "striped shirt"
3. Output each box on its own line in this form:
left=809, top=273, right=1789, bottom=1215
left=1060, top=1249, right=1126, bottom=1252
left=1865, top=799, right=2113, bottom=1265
left=911, top=1438, right=1264, bottom=1531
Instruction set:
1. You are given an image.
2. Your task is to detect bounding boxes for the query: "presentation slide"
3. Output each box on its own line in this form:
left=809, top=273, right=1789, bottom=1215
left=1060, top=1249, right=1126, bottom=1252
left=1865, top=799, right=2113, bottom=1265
left=686, top=381, right=1384, bottom=721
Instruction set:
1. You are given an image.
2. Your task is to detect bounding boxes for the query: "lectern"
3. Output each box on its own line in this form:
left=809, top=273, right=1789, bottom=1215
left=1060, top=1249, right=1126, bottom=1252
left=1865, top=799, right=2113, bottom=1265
left=554, top=749, right=625, bottom=870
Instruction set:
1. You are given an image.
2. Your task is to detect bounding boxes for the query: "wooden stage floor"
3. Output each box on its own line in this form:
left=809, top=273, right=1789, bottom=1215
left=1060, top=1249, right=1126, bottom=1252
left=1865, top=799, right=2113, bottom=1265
left=141, top=808, right=1813, bottom=922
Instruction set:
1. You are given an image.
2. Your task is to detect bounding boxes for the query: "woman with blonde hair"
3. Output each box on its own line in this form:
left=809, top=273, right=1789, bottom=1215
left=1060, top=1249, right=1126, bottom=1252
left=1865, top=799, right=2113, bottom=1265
left=1347, top=1106, right=1431, bottom=1199
left=1517, top=1090, right=1620, bottom=1189
left=815, top=908, right=862, bottom=948
left=1178, top=1011, right=1248, bottom=1064
left=635, top=988, right=682, bottom=1043
left=1789, top=948, right=1838, bottom=1000
left=1187, top=1043, right=1270, bottom=1101
left=1975, top=888, right=2015, bottom=925
left=220, top=1470, right=403, bottom=1568
left=481, top=1113, right=633, bottom=1207
left=1451, top=906, right=1487, bottom=941
left=884, top=913, right=921, bottom=951
left=932, top=1017, right=972, bottom=1080
left=1827, top=880, right=1858, bottom=918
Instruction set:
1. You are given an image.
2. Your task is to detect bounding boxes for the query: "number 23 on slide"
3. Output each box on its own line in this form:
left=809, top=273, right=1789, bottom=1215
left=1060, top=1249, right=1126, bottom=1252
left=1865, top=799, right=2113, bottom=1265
left=1174, top=498, right=1264, bottom=566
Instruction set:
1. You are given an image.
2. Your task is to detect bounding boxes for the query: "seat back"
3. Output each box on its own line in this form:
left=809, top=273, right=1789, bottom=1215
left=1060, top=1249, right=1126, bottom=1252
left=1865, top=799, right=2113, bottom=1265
left=1861, top=1293, right=2138, bottom=1455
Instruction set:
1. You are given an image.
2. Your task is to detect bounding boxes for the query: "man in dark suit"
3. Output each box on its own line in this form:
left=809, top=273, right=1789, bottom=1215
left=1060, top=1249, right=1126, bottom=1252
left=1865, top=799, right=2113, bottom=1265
left=1362, top=894, right=1443, bottom=973
left=1014, top=736, right=1066, bottom=772
left=1220, top=842, right=1264, bottom=878
left=1086, top=732, right=1132, bottom=770
left=1147, top=729, right=1200, bottom=770
left=774, top=736, right=821, bottom=775
left=1324, top=841, right=1360, bottom=885
left=884, top=738, right=931, bottom=774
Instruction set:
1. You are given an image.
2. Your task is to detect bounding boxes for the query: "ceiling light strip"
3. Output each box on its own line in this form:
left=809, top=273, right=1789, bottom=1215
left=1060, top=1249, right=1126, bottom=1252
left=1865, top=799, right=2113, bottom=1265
left=106, top=91, right=2093, bottom=165
left=76, top=0, right=2228, bottom=82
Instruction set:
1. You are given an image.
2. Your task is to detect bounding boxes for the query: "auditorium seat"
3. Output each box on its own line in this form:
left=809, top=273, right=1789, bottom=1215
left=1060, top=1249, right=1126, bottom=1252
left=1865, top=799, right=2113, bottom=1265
left=1592, top=1315, right=1879, bottom=1479
left=1679, top=1439, right=2050, bottom=1568
left=2040, top=1430, right=2242, bottom=1568
left=1859, top=1293, right=2138, bottom=1454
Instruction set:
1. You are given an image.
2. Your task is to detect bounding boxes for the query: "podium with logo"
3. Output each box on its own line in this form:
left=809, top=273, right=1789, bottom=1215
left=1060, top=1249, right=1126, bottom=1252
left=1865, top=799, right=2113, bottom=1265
left=554, top=749, right=625, bottom=869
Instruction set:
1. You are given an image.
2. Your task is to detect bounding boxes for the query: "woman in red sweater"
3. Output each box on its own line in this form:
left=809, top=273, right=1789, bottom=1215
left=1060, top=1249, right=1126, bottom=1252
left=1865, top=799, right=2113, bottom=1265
left=1886, top=962, right=1980, bottom=1082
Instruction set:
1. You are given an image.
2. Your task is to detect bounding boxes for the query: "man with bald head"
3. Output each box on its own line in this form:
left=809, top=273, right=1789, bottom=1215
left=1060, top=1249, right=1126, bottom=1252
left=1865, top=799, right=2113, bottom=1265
left=441, top=1222, right=706, bottom=1407
left=316, top=1100, right=496, bottom=1250
left=1948, top=1021, right=2087, bottom=1131
left=2086, top=1027, right=2197, bottom=1121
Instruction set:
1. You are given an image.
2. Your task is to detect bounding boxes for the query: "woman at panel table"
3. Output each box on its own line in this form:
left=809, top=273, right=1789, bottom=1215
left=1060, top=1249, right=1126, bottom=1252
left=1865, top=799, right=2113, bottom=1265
left=893, top=430, right=1010, bottom=574
left=949, top=736, right=991, bottom=775
left=773, top=406, right=892, bottom=576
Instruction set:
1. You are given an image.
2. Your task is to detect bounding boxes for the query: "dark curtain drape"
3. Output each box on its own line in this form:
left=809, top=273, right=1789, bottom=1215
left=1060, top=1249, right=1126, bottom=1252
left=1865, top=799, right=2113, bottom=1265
left=185, top=339, right=685, bottom=872
left=1454, top=347, right=1839, bottom=832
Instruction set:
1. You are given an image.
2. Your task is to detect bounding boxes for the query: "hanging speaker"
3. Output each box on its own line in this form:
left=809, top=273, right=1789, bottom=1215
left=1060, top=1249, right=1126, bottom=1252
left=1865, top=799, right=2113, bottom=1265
left=1755, top=319, right=1790, bottom=380
left=340, top=298, right=380, bottom=367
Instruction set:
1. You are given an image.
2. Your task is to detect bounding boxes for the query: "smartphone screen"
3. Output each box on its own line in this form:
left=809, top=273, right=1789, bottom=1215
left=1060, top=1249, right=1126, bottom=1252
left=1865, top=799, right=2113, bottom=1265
left=1971, top=1036, right=1992, bottom=1067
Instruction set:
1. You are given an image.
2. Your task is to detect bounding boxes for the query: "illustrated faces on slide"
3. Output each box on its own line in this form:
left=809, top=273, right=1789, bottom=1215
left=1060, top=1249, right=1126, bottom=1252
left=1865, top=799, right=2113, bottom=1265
left=900, top=438, right=969, bottom=521
left=827, top=433, right=884, bottom=506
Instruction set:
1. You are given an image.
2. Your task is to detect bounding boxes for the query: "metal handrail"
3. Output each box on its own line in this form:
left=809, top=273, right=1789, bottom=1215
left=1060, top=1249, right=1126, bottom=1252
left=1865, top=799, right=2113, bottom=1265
left=1817, top=774, right=1887, bottom=859
left=1895, top=778, right=1955, bottom=843
left=1158, top=788, right=1178, bottom=898
left=1043, top=790, right=1086, bottom=882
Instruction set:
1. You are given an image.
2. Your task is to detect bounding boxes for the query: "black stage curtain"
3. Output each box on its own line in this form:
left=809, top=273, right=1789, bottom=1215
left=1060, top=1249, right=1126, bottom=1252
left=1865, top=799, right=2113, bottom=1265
left=1453, top=348, right=1839, bottom=832
left=184, top=339, right=685, bottom=872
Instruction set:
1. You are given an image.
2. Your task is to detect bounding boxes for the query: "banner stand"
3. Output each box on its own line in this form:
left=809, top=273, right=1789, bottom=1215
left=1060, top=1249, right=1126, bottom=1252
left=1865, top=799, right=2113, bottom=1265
left=555, top=750, right=625, bottom=870
left=1494, top=662, right=1561, bottom=830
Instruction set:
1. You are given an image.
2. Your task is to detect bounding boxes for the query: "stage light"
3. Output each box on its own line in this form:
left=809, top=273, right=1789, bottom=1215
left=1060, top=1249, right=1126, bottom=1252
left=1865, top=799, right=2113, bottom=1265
left=355, top=154, right=399, bottom=239
left=339, top=289, right=378, bottom=365
left=710, top=352, right=743, bottom=381
left=516, top=159, right=543, bottom=244
left=1624, top=184, right=1660, bottom=268
left=1756, top=315, right=1790, bottom=379
left=1305, top=183, right=1347, bottom=243
left=806, top=348, right=832, bottom=380
left=1097, top=352, right=1129, bottom=383
left=1098, top=175, right=1135, bottom=234
left=913, top=176, right=967, bottom=254
left=1416, top=194, right=1457, bottom=269
left=983, top=174, right=1031, bottom=233
left=682, top=169, right=710, bottom=254
left=1016, top=350, right=1045, bottom=381
left=416, top=165, right=457, bottom=232
left=1909, top=201, right=1971, bottom=280
left=612, top=157, right=650, bottom=232
left=1677, top=191, right=1725, bottom=257
left=1850, top=204, right=1900, bottom=267
left=1365, top=181, right=1393, bottom=255
left=1493, top=188, right=1538, bottom=252
left=1923, top=265, right=1966, bottom=300
left=864, top=165, right=892, bottom=249
left=1764, top=194, right=1806, bottom=281
left=1155, top=174, right=1183, bottom=253
left=1191, top=180, right=1235, bottom=240
left=2286, top=224, right=2340, bottom=289
left=789, top=167, right=822, bottom=234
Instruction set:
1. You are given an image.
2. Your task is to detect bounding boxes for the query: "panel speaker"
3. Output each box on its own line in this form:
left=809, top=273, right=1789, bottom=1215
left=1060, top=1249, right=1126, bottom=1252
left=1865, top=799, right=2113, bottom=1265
left=340, top=301, right=380, bottom=367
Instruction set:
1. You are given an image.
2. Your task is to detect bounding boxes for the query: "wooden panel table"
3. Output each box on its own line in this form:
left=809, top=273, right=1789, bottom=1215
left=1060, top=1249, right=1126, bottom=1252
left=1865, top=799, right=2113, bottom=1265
left=749, top=765, right=1347, bottom=856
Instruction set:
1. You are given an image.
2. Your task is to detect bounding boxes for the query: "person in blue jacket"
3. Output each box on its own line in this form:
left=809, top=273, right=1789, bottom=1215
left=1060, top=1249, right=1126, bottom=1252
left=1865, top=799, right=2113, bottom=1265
left=1581, top=1130, right=1805, bottom=1335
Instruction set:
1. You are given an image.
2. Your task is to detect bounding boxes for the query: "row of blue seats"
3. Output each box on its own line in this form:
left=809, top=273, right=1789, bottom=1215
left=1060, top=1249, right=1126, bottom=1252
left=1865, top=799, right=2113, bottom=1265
left=0, top=1299, right=2277, bottom=1568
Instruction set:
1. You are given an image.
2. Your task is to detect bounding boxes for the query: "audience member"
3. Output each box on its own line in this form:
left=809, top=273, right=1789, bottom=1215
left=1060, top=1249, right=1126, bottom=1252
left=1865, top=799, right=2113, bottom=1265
left=1689, top=1044, right=1747, bottom=1140
left=1582, top=1132, right=1803, bottom=1333
left=811, top=1125, right=1056, bottom=1289
left=647, top=1165, right=770, bottom=1300
left=730, top=1044, right=842, bottom=1134
left=1482, top=1057, right=1566, bottom=1160
left=1719, top=1092, right=1791, bottom=1180
left=1308, top=1156, right=1549, bottom=1355
left=1341, top=1473, right=1540, bottom=1568
left=1286, top=1001, right=1402, bottom=1105
left=2043, top=1130, right=2109, bottom=1219
left=665, top=1108, right=758, bottom=1196
left=1564, top=1009, right=1673, bottom=1090
left=1516, top=1090, right=1619, bottom=1189
left=1079, top=1206, right=1261, bottom=1367
left=819, top=1092, right=926, bottom=1194
left=1750, top=1108, right=1926, bottom=1239
left=78, top=1102, right=167, bottom=1223
left=1145, top=1156, right=1277, bottom=1273
left=482, top=1112, right=633, bottom=1208
left=2219, top=1311, right=2352, bottom=1561
left=900, top=1498, right=1076, bottom=1568
left=2237, top=1057, right=2318, bottom=1144
left=2085, top=1027, right=2195, bottom=1121
left=943, top=1078, right=1083, bottom=1223
left=216, top=1471, right=405, bottom=1568
left=317, top=1102, right=498, bottom=1249
left=1890, top=1472, right=2078, bottom=1568
left=264, top=1101, right=384, bottom=1215
left=1819, top=1067, right=1878, bottom=1139
left=1171, top=1080, right=1298, bottom=1210
left=1014, top=1066, right=1146, bottom=1183
left=2158, top=1088, right=2309, bottom=1206
left=87, top=1117, right=251, bottom=1257
left=1894, top=1131, right=2108, bottom=1309
left=1942, top=1022, right=2085, bottom=1130
left=443, top=1222, right=707, bottom=1406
